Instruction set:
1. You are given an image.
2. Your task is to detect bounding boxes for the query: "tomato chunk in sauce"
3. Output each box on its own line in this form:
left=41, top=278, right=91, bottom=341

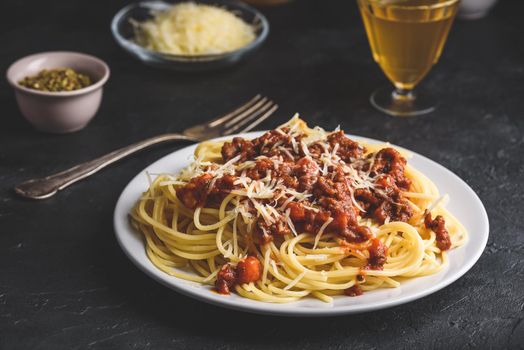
left=215, top=256, right=262, bottom=295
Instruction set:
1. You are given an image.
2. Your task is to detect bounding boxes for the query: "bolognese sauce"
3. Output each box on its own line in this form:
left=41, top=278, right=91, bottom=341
left=425, top=213, right=452, bottom=251
left=174, top=125, right=451, bottom=295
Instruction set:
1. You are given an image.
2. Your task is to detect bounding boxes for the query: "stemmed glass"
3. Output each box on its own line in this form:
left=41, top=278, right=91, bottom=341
left=357, top=0, right=460, bottom=117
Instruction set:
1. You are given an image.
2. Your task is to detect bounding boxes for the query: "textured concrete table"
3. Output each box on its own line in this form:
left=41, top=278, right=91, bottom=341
left=1, top=0, right=522, bottom=349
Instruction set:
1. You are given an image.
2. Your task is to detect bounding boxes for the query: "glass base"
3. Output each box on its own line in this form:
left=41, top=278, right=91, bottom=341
left=370, top=87, right=437, bottom=117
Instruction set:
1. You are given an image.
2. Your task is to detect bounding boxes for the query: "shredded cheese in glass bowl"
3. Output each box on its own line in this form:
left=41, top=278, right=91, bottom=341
left=134, top=2, right=256, bottom=55
left=111, top=0, right=269, bottom=71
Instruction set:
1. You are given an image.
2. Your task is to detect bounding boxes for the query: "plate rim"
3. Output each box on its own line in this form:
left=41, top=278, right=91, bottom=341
left=113, top=131, right=489, bottom=316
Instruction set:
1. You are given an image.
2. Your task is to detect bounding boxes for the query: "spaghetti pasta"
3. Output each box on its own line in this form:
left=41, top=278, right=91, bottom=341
left=130, top=116, right=467, bottom=303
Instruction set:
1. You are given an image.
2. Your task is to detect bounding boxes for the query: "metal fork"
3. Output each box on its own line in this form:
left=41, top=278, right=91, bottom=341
left=14, top=95, right=278, bottom=200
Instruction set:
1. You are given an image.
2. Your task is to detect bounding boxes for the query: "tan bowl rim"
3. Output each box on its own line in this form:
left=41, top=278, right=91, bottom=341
left=6, top=51, right=110, bottom=97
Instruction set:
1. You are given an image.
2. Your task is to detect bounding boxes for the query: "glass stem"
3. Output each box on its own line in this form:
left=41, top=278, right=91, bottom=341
left=392, top=87, right=415, bottom=102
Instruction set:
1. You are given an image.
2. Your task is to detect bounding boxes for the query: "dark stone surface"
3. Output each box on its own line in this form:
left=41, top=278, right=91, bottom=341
left=1, top=0, right=523, bottom=349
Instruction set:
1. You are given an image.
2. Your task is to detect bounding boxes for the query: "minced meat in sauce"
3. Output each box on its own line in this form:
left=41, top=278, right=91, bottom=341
left=424, top=213, right=452, bottom=251
left=344, top=284, right=363, bottom=297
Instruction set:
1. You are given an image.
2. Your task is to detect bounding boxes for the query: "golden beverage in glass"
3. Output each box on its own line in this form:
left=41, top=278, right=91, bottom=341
left=357, top=0, right=459, bottom=117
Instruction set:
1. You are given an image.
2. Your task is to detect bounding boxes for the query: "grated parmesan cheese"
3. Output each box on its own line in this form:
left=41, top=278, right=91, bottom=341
left=284, top=270, right=307, bottom=290
left=313, top=217, right=333, bottom=249
left=285, top=208, right=298, bottom=236
left=134, top=2, right=256, bottom=56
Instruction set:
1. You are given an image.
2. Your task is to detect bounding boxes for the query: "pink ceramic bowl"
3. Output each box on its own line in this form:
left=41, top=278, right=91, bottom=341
left=6, top=51, right=110, bottom=133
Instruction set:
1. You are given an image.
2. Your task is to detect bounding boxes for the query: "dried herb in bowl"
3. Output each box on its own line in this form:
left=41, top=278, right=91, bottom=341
left=18, top=68, right=92, bottom=92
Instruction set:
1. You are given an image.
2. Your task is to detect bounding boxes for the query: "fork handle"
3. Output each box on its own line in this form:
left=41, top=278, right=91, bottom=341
left=14, top=133, right=197, bottom=200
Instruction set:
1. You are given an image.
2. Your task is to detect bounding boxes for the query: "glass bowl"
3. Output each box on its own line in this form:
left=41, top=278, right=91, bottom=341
left=111, top=0, right=269, bottom=71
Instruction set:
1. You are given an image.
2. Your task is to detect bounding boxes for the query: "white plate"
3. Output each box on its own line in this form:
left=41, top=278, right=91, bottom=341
left=114, top=132, right=489, bottom=316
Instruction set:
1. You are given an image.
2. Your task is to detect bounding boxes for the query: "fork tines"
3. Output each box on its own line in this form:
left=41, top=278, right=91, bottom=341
left=215, top=95, right=279, bottom=135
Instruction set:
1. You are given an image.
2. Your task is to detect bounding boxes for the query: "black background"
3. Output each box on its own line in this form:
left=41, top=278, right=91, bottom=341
left=1, top=0, right=523, bottom=349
